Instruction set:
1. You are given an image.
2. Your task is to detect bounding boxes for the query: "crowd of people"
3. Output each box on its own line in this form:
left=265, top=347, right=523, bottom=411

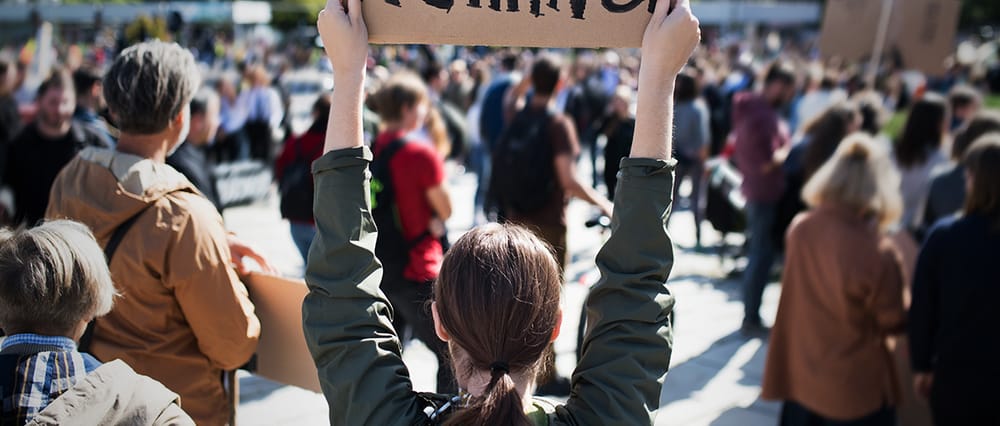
left=0, top=0, right=996, bottom=424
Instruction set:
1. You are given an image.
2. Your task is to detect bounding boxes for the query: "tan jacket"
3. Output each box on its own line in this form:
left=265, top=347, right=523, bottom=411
left=28, top=360, right=194, bottom=426
left=762, top=205, right=906, bottom=420
left=46, top=148, right=260, bottom=426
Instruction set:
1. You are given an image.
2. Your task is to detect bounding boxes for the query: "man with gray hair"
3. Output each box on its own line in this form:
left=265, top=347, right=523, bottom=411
left=45, top=41, right=261, bottom=426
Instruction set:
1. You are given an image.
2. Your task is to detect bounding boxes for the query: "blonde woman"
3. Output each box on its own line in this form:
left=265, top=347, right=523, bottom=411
left=762, top=134, right=907, bottom=426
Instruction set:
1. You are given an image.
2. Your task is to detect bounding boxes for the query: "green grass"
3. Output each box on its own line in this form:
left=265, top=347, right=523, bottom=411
left=986, top=95, right=1000, bottom=109
left=883, top=111, right=908, bottom=141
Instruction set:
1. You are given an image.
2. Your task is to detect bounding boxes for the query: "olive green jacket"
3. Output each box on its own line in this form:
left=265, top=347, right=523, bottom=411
left=303, top=146, right=676, bottom=425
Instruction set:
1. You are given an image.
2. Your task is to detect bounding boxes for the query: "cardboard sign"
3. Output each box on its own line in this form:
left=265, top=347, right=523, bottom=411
left=363, top=0, right=661, bottom=47
left=818, top=0, right=961, bottom=75
left=245, top=273, right=322, bottom=393
left=890, top=0, right=961, bottom=76
left=817, top=0, right=884, bottom=64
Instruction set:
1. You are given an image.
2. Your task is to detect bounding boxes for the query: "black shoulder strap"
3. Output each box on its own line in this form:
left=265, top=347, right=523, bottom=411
left=371, top=137, right=408, bottom=186
left=372, top=137, right=432, bottom=247
left=79, top=205, right=153, bottom=355
left=375, top=137, right=409, bottom=167
left=104, top=206, right=152, bottom=263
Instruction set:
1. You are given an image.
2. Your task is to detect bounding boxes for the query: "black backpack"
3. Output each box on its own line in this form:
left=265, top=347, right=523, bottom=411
left=371, top=138, right=429, bottom=271
left=279, top=138, right=315, bottom=222
left=489, top=108, right=557, bottom=215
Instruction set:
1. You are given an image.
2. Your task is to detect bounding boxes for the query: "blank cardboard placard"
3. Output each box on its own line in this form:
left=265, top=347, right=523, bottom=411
left=819, top=0, right=960, bottom=75
left=891, top=0, right=960, bottom=75
left=245, top=273, right=321, bottom=393
left=817, top=0, right=883, bottom=63
left=363, top=0, right=658, bottom=48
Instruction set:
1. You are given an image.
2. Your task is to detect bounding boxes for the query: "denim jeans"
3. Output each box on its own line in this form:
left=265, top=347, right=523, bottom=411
left=471, top=142, right=491, bottom=219
left=671, top=156, right=706, bottom=245
left=743, top=201, right=778, bottom=324
left=289, top=222, right=317, bottom=262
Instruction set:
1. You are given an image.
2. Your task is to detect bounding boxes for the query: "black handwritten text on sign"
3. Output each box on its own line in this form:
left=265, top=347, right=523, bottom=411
left=384, top=0, right=656, bottom=19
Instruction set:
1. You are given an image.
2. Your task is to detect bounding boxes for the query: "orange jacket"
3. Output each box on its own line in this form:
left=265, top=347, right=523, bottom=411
left=47, top=148, right=260, bottom=426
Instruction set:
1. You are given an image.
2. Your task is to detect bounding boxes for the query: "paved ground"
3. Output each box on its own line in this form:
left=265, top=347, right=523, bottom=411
left=226, top=164, right=782, bottom=426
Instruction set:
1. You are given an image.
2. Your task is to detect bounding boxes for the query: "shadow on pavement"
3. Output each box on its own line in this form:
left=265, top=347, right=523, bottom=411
left=661, top=330, right=765, bottom=406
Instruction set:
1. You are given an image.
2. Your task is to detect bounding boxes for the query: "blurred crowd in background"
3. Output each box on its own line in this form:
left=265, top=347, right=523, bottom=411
left=0, top=6, right=998, bottom=425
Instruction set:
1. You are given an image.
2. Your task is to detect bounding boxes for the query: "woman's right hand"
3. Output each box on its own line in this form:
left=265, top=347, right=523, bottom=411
left=318, top=0, right=369, bottom=79
left=641, top=0, right=700, bottom=81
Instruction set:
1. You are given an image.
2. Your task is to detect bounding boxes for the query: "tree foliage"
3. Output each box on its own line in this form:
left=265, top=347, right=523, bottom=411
left=124, top=14, right=169, bottom=43
left=269, top=0, right=326, bottom=30
left=961, top=0, right=1000, bottom=28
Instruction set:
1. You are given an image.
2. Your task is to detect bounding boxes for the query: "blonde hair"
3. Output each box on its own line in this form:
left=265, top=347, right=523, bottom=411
left=802, top=133, right=903, bottom=231
left=425, top=106, right=451, bottom=158
left=0, top=221, right=117, bottom=335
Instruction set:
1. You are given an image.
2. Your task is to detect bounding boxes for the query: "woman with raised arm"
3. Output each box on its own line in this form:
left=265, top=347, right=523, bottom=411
left=301, top=0, right=700, bottom=424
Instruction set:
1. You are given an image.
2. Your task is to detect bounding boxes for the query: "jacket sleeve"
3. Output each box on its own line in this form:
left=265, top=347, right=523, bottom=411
left=166, top=198, right=261, bottom=370
left=908, top=227, right=943, bottom=372
left=556, top=158, right=676, bottom=425
left=302, top=146, right=428, bottom=426
left=153, top=403, right=196, bottom=426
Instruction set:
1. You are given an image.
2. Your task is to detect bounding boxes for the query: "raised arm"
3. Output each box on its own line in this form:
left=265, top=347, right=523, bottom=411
left=319, top=0, right=368, bottom=154
left=558, top=1, right=699, bottom=424
left=303, top=2, right=430, bottom=424
left=632, top=0, right=699, bottom=160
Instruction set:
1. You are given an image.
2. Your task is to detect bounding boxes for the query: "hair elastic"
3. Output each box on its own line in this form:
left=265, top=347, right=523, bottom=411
left=489, top=362, right=510, bottom=375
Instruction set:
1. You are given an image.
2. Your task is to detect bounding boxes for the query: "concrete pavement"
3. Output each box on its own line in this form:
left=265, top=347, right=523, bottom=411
left=226, top=167, right=782, bottom=426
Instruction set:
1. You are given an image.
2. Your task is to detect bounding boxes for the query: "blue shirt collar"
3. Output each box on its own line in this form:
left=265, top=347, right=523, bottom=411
left=0, top=333, right=78, bottom=352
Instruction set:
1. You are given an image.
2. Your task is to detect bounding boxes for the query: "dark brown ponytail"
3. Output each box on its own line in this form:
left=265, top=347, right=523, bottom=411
left=434, top=224, right=562, bottom=426
left=445, top=367, right=530, bottom=426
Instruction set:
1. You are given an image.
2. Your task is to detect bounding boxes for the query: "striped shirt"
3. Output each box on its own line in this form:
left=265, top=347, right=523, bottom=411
left=0, top=334, right=101, bottom=425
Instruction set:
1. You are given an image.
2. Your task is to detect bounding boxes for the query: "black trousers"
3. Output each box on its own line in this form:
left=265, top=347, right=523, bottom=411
left=381, top=272, right=457, bottom=394
left=930, top=371, right=1000, bottom=426
left=210, top=128, right=248, bottom=163
left=780, top=401, right=896, bottom=426
left=244, top=120, right=273, bottom=162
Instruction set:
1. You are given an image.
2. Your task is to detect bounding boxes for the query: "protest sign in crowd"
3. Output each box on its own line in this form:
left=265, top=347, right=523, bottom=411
left=0, top=0, right=997, bottom=424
